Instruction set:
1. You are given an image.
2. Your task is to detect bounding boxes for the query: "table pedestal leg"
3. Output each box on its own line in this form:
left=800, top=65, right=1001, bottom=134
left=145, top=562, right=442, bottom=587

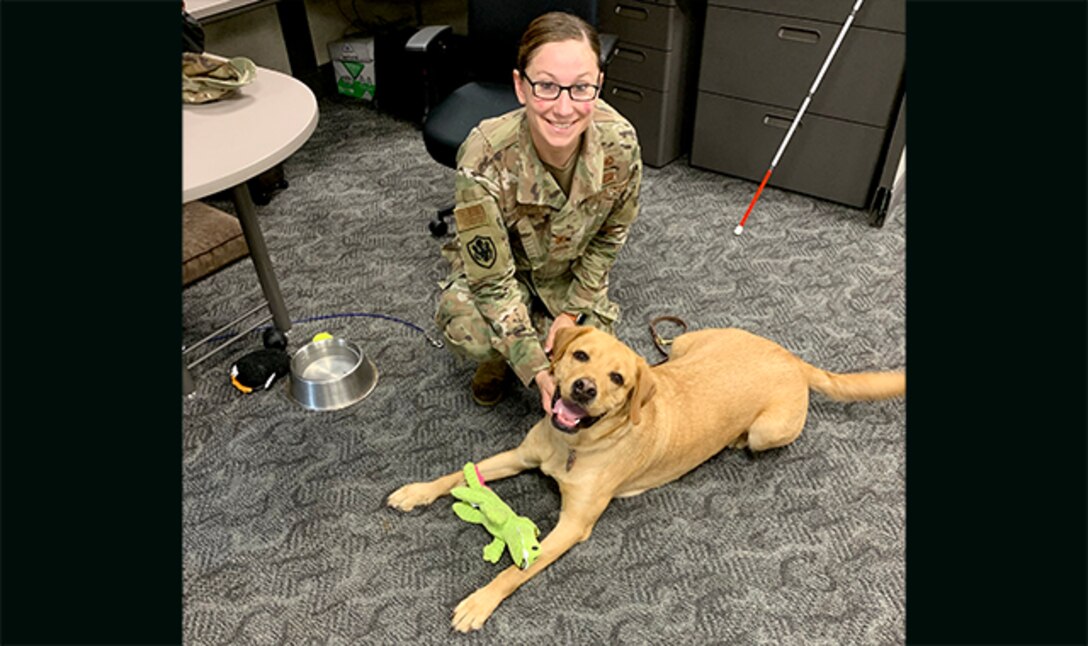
left=231, top=183, right=292, bottom=333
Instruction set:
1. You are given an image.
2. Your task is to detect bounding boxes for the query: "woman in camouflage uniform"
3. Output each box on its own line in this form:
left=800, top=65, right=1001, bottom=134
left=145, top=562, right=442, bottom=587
left=436, top=11, right=643, bottom=412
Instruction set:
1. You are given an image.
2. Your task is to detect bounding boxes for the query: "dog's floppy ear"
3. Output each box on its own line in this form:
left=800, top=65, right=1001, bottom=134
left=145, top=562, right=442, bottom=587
left=551, top=325, right=593, bottom=365
left=628, top=357, right=657, bottom=426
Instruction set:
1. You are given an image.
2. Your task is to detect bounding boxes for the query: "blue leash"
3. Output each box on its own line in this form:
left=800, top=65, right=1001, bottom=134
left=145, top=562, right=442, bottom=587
left=209, top=311, right=444, bottom=348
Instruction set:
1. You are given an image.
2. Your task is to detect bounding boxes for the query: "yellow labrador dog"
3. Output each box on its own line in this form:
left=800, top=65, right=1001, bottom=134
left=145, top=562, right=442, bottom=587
left=388, top=326, right=905, bottom=632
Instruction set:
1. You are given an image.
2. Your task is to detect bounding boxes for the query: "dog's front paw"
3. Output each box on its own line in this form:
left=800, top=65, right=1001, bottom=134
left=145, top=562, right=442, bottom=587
left=387, top=482, right=439, bottom=511
left=452, top=587, right=503, bottom=633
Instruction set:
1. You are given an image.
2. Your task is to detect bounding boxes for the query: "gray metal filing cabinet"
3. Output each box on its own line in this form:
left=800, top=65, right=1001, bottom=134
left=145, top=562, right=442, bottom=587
left=690, top=0, right=905, bottom=209
left=599, top=0, right=701, bottom=167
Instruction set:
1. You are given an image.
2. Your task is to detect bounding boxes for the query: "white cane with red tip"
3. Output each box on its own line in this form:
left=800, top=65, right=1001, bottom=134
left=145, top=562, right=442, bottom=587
left=734, top=0, right=866, bottom=236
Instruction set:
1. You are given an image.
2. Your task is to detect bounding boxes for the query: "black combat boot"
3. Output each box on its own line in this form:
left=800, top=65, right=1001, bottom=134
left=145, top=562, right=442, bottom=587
left=471, top=358, right=510, bottom=406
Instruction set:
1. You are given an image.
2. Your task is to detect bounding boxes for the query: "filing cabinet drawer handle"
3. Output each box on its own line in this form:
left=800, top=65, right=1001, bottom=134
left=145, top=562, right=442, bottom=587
left=613, top=4, right=649, bottom=21
left=763, top=114, right=801, bottom=130
left=609, top=86, right=644, bottom=103
left=614, top=46, right=646, bottom=63
left=777, top=26, right=821, bottom=44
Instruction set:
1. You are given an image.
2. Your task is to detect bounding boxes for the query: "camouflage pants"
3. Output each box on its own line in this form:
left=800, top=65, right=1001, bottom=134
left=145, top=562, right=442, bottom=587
left=435, top=275, right=611, bottom=364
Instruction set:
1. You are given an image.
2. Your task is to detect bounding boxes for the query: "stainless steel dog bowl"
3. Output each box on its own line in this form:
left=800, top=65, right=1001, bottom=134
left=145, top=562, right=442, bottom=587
left=287, top=337, right=378, bottom=411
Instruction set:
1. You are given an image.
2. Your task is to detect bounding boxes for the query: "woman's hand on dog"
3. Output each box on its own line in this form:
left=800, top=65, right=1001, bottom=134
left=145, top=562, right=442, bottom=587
left=534, top=369, right=555, bottom=416
left=536, top=314, right=576, bottom=416
left=535, top=315, right=578, bottom=415
left=545, top=312, right=577, bottom=353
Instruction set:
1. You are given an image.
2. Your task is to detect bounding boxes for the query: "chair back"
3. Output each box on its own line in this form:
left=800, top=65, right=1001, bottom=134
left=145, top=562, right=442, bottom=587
left=466, top=0, right=601, bottom=84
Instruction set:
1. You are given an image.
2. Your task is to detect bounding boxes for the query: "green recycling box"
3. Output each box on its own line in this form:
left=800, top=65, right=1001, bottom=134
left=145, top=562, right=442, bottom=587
left=328, top=37, right=376, bottom=100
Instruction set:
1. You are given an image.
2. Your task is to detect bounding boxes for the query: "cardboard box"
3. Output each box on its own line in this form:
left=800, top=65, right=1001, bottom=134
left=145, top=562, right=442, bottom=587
left=328, top=37, right=376, bottom=100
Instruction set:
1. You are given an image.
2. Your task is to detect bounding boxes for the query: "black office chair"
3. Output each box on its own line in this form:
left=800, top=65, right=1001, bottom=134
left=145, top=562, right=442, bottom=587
left=407, top=0, right=615, bottom=236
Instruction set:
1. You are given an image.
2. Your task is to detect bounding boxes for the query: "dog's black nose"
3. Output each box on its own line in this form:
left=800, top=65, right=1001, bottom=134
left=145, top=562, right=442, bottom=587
left=571, top=378, right=596, bottom=403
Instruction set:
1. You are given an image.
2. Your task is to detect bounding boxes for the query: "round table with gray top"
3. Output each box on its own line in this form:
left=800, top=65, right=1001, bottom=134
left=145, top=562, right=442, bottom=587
left=182, top=58, right=319, bottom=394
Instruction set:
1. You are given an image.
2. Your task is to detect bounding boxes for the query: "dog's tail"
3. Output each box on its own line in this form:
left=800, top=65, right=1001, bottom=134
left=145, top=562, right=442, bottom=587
left=801, top=362, right=905, bottom=401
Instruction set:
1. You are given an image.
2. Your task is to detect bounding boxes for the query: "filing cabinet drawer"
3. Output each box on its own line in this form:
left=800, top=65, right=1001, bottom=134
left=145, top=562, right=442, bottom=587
left=708, top=0, right=905, bottom=33
left=606, top=40, right=687, bottom=91
left=690, top=92, right=887, bottom=207
left=699, top=6, right=904, bottom=127
left=599, top=0, right=689, bottom=51
left=603, top=81, right=684, bottom=167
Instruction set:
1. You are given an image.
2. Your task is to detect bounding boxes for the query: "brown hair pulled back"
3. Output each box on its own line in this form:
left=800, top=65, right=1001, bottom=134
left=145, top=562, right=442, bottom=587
left=516, top=11, right=600, bottom=72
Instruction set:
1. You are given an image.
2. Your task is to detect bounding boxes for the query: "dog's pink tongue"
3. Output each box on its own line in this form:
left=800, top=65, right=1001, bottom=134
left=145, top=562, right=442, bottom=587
left=553, top=398, right=586, bottom=427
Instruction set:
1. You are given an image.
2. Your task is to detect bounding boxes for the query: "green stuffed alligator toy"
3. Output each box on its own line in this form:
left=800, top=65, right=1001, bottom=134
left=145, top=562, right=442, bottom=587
left=451, top=462, right=541, bottom=569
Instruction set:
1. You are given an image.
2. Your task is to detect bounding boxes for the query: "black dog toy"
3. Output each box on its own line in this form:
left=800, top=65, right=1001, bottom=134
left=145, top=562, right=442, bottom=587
left=230, top=328, right=290, bottom=393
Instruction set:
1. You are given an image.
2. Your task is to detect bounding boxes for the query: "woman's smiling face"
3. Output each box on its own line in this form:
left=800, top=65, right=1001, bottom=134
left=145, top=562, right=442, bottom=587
left=513, top=38, right=601, bottom=167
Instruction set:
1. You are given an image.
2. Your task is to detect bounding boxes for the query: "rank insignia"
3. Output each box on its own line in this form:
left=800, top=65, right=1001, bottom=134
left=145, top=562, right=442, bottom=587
left=467, top=235, right=497, bottom=268
left=455, top=204, right=487, bottom=230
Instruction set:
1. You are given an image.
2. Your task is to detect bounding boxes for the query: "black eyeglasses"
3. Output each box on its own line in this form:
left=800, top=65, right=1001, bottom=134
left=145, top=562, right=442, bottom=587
left=520, top=71, right=601, bottom=102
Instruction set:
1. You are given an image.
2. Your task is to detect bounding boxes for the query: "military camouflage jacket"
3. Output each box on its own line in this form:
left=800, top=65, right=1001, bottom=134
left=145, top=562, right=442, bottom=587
left=448, top=101, right=642, bottom=386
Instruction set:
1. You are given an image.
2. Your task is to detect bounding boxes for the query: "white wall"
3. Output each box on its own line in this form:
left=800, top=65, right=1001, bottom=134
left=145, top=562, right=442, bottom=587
left=200, top=0, right=467, bottom=74
left=202, top=4, right=292, bottom=73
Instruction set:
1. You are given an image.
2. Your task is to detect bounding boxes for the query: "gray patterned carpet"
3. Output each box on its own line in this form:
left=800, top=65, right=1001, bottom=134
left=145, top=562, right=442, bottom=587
left=182, top=94, right=906, bottom=645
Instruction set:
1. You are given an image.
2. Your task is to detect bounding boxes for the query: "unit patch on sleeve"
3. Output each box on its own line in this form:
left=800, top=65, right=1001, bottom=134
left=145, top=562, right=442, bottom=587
left=467, top=235, right=497, bottom=268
